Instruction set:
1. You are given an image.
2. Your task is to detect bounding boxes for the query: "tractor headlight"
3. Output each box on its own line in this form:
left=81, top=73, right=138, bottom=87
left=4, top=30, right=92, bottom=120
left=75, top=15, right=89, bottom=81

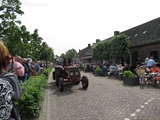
left=70, top=72, right=74, bottom=75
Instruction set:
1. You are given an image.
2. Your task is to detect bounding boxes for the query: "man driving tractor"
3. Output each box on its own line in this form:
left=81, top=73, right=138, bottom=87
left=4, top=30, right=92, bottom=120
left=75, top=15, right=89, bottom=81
left=63, top=53, right=72, bottom=67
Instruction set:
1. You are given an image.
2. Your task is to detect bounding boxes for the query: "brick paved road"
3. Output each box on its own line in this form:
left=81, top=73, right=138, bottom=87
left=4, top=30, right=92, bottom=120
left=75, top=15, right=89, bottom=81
left=40, top=70, right=160, bottom=120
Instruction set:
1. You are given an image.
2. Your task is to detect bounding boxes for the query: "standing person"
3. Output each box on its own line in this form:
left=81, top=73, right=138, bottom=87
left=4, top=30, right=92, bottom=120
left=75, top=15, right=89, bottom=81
left=13, top=56, right=25, bottom=82
left=0, top=40, right=22, bottom=120
left=26, top=58, right=32, bottom=79
left=33, top=60, right=40, bottom=75
left=24, top=58, right=31, bottom=80
left=147, top=57, right=156, bottom=68
left=137, top=66, right=145, bottom=87
left=21, top=58, right=29, bottom=82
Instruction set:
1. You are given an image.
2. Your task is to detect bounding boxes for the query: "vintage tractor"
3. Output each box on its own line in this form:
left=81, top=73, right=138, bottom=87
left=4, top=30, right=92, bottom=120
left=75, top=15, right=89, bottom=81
left=52, top=65, right=89, bottom=92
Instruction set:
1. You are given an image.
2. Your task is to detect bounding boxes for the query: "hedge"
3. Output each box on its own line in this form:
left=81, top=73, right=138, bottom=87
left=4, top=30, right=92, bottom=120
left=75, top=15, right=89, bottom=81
left=15, top=68, right=51, bottom=119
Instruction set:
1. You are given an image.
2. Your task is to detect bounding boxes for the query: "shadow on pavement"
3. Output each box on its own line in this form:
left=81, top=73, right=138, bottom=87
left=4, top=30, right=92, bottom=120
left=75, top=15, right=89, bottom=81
left=44, top=80, right=88, bottom=97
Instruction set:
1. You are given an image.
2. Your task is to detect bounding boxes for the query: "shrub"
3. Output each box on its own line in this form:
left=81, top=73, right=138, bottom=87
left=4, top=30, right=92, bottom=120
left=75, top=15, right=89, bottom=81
left=123, top=70, right=137, bottom=78
left=95, top=67, right=102, bottom=73
left=44, top=68, right=51, bottom=78
left=16, top=74, right=48, bottom=119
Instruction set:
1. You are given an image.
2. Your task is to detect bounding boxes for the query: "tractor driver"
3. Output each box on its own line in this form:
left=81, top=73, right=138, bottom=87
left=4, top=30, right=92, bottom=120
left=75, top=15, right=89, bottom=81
left=63, top=53, right=72, bottom=67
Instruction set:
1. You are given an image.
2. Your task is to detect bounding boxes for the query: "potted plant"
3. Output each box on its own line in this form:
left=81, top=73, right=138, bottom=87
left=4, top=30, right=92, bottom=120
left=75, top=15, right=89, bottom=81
left=95, top=67, right=102, bottom=76
left=123, top=70, right=139, bottom=86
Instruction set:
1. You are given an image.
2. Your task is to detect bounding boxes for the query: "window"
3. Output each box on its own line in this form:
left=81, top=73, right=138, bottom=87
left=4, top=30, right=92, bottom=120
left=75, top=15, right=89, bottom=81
left=150, top=51, right=158, bottom=62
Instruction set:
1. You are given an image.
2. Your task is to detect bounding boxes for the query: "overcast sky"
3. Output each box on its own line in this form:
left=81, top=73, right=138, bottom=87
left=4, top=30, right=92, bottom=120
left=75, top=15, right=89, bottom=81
left=18, top=0, right=160, bottom=56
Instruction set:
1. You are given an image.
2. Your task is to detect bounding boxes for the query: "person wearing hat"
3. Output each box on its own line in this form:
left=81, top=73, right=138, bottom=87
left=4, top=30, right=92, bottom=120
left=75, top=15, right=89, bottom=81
left=146, top=56, right=156, bottom=69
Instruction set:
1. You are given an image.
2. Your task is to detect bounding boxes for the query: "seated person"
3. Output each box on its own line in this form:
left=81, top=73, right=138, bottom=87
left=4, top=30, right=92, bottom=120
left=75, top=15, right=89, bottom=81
left=128, top=63, right=135, bottom=73
left=107, top=65, right=116, bottom=77
left=102, top=64, right=108, bottom=76
left=117, top=64, right=123, bottom=79
left=123, top=63, right=130, bottom=73
left=155, top=69, right=160, bottom=81
left=149, top=64, right=159, bottom=86
left=150, top=64, right=159, bottom=73
left=117, top=64, right=123, bottom=72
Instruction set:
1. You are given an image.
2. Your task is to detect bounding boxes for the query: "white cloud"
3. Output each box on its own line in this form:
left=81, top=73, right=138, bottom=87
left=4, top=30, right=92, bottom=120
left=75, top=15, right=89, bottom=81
left=18, top=0, right=160, bottom=56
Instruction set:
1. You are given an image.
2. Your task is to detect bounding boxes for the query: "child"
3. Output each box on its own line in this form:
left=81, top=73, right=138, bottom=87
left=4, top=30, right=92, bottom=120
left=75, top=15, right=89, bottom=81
left=138, top=66, right=145, bottom=87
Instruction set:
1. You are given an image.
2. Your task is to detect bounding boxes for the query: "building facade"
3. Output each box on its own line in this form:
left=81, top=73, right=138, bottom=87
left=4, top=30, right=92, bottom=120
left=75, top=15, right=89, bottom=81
left=75, top=17, right=160, bottom=68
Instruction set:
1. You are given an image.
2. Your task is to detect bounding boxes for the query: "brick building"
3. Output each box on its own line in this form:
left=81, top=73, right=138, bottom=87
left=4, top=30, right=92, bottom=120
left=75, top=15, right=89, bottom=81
left=122, top=17, right=160, bottom=68
left=75, top=17, right=160, bottom=68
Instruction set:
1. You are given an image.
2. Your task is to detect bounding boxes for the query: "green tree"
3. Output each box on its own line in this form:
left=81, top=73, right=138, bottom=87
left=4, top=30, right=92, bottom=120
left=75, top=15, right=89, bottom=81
left=110, top=34, right=130, bottom=62
left=0, top=0, right=24, bottom=37
left=30, top=29, right=43, bottom=60
left=0, top=0, right=55, bottom=62
left=92, top=46, right=98, bottom=60
left=102, top=40, right=111, bottom=60
left=39, top=42, right=54, bottom=62
left=18, top=25, right=32, bottom=57
left=60, top=53, right=66, bottom=59
left=67, top=48, right=77, bottom=59
left=0, top=0, right=24, bottom=56
left=92, top=42, right=104, bottom=61
left=92, top=34, right=130, bottom=63
left=39, top=42, right=48, bottom=60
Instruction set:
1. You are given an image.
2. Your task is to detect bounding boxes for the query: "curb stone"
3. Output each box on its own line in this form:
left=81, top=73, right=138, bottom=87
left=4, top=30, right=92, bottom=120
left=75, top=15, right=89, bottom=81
left=37, top=68, right=54, bottom=120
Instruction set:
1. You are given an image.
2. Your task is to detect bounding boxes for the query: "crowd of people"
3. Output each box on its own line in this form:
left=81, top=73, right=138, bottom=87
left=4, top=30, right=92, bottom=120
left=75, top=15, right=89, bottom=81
left=8, top=56, right=48, bottom=83
left=0, top=40, right=51, bottom=119
left=78, top=56, right=160, bottom=87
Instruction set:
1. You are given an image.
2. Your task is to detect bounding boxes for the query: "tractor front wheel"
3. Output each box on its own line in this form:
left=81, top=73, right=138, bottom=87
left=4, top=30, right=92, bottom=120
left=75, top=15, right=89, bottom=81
left=52, top=71, right=55, bottom=80
left=58, top=77, right=64, bottom=92
left=82, top=76, right=89, bottom=89
left=56, top=77, right=59, bottom=86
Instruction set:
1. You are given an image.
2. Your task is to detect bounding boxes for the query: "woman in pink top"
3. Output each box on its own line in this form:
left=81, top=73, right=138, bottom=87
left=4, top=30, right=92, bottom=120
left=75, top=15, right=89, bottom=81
left=13, top=56, right=24, bottom=81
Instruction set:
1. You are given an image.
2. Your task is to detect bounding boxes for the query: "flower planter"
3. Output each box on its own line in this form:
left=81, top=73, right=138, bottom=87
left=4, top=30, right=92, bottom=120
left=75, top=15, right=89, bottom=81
left=95, top=72, right=101, bottom=76
left=123, top=77, right=139, bottom=86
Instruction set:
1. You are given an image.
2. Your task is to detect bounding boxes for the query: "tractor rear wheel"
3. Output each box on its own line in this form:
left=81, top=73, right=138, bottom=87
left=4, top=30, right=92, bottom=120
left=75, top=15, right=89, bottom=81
left=58, top=77, right=64, bottom=92
left=82, top=76, right=89, bottom=89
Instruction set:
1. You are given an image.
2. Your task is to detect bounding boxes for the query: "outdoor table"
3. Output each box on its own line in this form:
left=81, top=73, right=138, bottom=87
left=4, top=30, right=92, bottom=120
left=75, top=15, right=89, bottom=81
left=149, top=73, right=157, bottom=77
left=156, top=74, right=160, bottom=81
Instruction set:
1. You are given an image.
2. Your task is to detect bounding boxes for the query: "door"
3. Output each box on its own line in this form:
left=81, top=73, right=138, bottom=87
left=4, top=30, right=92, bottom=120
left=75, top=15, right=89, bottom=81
left=131, top=51, right=138, bottom=69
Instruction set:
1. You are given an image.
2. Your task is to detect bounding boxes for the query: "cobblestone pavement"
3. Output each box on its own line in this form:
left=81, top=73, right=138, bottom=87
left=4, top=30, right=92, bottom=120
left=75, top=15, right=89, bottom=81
left=39, top=70, right=160, bottom=120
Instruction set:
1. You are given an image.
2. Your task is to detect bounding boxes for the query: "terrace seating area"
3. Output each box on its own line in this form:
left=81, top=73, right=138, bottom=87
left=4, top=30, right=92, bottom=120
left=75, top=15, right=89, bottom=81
left=78, top=60, right=160, bottom=88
